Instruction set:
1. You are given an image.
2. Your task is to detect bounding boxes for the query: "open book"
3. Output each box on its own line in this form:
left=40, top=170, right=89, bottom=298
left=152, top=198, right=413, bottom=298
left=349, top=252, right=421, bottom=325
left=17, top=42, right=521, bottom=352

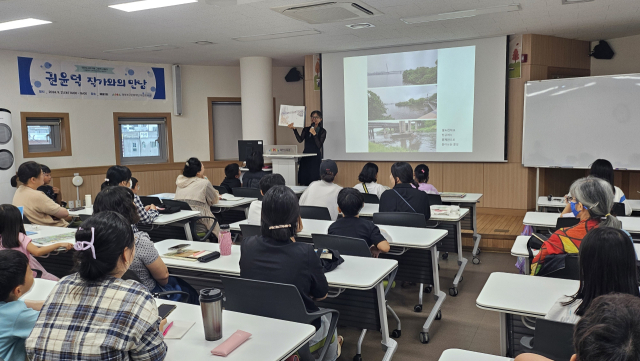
left=439, top=192, right=467, bottom=198
left=220, top=193, right=244, bottom=201
left=163, top=249, right=213, bottom=262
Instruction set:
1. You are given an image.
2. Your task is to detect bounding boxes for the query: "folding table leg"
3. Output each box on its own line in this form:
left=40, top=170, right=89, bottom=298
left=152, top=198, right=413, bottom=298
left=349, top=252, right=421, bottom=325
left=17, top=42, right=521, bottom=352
left=450, top=220, right=468, bottom=296
left=420, top=245, right=446, bottom=344
left=376, top=282, right=398, bottom=361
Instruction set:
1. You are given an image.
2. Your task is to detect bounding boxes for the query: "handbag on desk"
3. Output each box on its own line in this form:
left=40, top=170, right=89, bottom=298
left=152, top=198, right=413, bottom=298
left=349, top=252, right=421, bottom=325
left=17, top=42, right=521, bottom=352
left=158, top=206, right=180, bottom=215
left=316, top=248, right=344, bottom=273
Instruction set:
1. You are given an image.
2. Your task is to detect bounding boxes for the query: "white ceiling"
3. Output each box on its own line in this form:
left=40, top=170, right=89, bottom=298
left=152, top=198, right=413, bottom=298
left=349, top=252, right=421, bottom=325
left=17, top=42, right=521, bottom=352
left=1, top=0, right=639, bottom=66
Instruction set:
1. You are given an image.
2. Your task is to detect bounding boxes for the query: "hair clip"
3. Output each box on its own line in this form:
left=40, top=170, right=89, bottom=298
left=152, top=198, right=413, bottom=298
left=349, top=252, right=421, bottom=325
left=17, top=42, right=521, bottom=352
left=421, top=169, right=425, bottom=173
left=104, top=178, right=109, bottom=182
left=74, top=227, right=96, bottom=260
left=186, top=162, right=189, bottom=165
left=268, top=224, right=291, bottom=230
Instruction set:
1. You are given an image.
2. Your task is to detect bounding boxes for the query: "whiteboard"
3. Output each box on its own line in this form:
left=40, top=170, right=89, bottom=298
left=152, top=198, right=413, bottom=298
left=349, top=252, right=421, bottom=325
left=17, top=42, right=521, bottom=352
left=522, top=74, right=640, bottom=170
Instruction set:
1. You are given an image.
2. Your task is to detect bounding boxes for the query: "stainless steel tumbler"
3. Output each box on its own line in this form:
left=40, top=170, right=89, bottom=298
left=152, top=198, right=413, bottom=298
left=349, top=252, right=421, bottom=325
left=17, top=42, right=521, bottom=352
left=200, top=288, right=223, bottom=341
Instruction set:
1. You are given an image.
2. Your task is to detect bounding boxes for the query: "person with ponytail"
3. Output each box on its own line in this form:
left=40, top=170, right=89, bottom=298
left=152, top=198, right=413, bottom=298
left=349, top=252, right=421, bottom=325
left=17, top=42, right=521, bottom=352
left=412, top=164, right=439, bottom=195
left=102, top=165, right=159, bottom=225
left=531, top=176, right=621, bottom=276
left=26, top=212, right=168, bottom=361
left=240, top=186, right=341, bottom=360
left=175, top=157, right=220, bottom=237
left=11, top=161, right=70, bottom=227
left=379, top=162, right=431, bottom=222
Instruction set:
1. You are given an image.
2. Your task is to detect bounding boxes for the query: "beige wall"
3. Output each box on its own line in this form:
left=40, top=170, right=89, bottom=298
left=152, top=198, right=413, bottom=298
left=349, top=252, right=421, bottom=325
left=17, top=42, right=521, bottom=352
left=591, top=33, right=640, bottom=76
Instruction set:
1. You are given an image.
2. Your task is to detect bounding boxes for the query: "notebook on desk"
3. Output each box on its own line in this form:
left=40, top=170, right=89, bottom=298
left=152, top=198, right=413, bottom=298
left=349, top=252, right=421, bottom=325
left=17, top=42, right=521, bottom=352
left=31, top=233, right=76, bottom=246
left=220, top=194, right=244, bottom=201
left=162, top=249, right=213, bottom=262
left=439, top=192, right=467, bottom=198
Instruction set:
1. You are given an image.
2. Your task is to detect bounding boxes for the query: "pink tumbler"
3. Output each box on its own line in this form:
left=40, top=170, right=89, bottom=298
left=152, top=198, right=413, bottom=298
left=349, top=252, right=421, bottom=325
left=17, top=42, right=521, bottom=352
left=219, top=224, right=232, bottom=256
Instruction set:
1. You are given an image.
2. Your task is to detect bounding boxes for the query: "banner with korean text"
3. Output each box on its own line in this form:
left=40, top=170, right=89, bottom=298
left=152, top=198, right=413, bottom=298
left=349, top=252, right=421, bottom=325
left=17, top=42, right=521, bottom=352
left=17, top=56, right=166, bottom=100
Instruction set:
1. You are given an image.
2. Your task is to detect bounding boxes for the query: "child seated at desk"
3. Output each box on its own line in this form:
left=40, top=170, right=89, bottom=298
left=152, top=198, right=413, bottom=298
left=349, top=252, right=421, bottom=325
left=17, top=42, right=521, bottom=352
left=0, top=250, right=43, bottom=361
left=102, top=165, right=159, bottom=225
left=0, top=204, right=73, bottom=281
left=328, top=188, right=390, bottom=257
left=379, top=162, right=431, bottom=222
left=412, top=164, right=439, bottom=194
left=220, top=163, right=242, bottom=193
left=246, top=173, right=286, bottom=224
left=37, top=164, right=59, bottom=203
left=130, top=177, right=140, bottom=195
left=242, top=152, right=268, bottom=189
left=545, top=227, right=639, bottom=323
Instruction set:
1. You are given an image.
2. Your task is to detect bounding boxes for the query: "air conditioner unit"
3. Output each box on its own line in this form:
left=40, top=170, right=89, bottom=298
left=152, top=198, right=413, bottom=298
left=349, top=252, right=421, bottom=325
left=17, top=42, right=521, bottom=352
left=272, top=1, right=382, bottom=24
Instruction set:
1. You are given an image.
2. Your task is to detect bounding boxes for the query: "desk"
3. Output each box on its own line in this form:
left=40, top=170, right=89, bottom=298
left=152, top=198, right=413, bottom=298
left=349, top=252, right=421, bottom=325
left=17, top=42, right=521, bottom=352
left=229, top=219, right=450, bottom=343
left=476, top=272, right=578, bottom=357
left=439, top=349, right=512, bottom=361
left=510, top=236, right=537, bottom=272
left=263, top=153, right=317, bottom=186
left=68, top=207, right=200, bottom=226
left=156, top=239, right=399, bottom=360
left=536, top=196, right=565, bottom=212
left=523, top=211, right=640, bottom=234
left=25, top=224, right=75, bottom=244
left=441, top=193, right=484, bottom=263
left=628, top=199, right=640, bottom=212
left=23, top=279, right=315, bottom=361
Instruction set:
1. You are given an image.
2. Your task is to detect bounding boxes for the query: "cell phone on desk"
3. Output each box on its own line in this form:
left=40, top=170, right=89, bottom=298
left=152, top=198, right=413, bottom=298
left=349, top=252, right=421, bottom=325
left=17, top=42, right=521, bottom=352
left=158, top=304, right=177, bottom=319
left=168, top=244, right=190, bottom=251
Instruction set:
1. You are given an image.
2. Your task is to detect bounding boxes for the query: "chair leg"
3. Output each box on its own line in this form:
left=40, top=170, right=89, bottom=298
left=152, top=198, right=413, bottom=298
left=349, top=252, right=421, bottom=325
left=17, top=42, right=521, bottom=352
left=387, top=304, right=401, bottom=338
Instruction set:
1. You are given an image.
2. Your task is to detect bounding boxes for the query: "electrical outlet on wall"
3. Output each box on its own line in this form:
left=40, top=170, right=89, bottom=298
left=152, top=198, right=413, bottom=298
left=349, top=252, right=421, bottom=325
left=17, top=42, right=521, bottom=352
left=68, top=201, right=74, bottom=208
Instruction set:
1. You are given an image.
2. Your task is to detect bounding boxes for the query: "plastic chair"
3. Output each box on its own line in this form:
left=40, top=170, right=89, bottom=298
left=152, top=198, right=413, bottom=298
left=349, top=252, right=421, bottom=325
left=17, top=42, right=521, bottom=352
left=300, top=206, right=332, bottom=221
left=520, top=318, right=575, bottom=361
left=221, top=276, right=339, bottom=361
left=541, top=254, right=580, bottom=280
left=612, top=202, right=626, bottom=216
left=139, top=196, right=163, bottom=207
left=427, top=194, right=442, bottom=206
left=162, top=199, right=219, bottom=242
left=213, top=185, right=228, bottom=195
left=362, top=193, right=379, bottom=204
left=122, top=270, right=191, bottom=303
left=232, top=187, right=262, bottom=200
left=373, top=212, right=427, bottom=228
left=555, top=217, right=580, bottom=230
left=239, top=224, right=261, bottom=238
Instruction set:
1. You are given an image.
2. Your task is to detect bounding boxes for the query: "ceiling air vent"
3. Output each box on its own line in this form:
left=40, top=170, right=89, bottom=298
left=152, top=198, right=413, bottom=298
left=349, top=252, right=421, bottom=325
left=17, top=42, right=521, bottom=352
left=272, top=1, right=383, bottom=24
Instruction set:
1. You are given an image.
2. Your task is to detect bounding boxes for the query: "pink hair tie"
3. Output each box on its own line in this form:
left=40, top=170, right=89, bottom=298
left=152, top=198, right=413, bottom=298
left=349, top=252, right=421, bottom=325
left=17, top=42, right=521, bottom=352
left=421, top=169, right=425, bottom=173
left=74, top=227, right=96, bottom=260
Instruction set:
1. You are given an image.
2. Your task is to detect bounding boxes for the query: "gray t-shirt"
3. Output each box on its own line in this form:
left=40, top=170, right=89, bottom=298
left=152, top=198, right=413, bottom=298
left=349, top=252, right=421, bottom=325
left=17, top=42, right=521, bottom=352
left=129, top=231, right=160, bottom=291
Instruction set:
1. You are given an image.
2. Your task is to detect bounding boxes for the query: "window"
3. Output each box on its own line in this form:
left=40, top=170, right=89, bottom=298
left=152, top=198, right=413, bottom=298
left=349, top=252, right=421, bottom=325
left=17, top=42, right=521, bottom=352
left=20, top=112, right=72, bottom=158
left=114, top=113, right=173, bottom=165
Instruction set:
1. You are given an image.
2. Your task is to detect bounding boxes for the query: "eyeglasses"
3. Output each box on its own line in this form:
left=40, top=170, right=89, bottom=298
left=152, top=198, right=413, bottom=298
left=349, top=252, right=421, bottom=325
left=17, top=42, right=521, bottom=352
left=311, top=116, right=321, bottom=120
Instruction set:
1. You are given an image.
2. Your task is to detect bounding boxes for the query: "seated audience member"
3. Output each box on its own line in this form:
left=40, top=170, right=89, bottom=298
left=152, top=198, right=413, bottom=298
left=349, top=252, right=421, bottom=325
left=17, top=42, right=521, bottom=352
left=587, top=159, right=631, bottom=216
left=412, top=164, right=439, bottom=194
left=102, top=165, right=159, bottom=225
left=26, top=212, right=168, bottom=360
left=11, top=161, right=70, bottom=227
left=353, top=162, right=387, bottom=199
left=546, top=227, right=638, bottom=323
left=93, top=186, right=200, bottom=303
left=130, top=177, right=140, bottom=195
left=246, top=173, right=286, bottom=224
left=37, top=164, right=59, bottom=203
left=240, top=185, right=341, bottom=360
left=242, top=152, right=267, bottom=189
left=220, top=163, right=242, bottom=193
left=379, top=162, right=431, bottom=222
left=299, top=159, right=343, bottom=221
left=0, top=204, right=73, bottom=281
left=531, top=177, right=620, bottom=276
left=328, top=188, right=390, bottom=257
left=175, top=157, right=220, bottom=236
left=0, top=250, right=43, bottom=361
left=515, top=293, right=640, bottom=361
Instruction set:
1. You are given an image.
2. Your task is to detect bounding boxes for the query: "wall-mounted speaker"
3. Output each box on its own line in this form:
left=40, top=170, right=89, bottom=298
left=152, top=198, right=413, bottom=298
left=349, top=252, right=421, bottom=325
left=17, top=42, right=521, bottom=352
left=172, top=64, right=183, bottom=116
left=0, top=108, right=16, bottom=204
left=590, top=40, right=615, bottom=60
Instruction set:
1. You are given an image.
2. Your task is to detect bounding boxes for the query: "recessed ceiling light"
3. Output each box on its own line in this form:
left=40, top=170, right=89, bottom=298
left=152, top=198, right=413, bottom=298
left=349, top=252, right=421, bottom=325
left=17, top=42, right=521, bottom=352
left=192, top=41, right=216, bottom=45
left=346, top=23, right=375, bottom=29
left=561, top=0, right=594, bottom=4
left=0, top=18, right=51, bottom=32
left=401, top=4, right=521, bottom=24
left=109, top=0, right=198, bottom=12
left=233, top=29, right=321, bottom=42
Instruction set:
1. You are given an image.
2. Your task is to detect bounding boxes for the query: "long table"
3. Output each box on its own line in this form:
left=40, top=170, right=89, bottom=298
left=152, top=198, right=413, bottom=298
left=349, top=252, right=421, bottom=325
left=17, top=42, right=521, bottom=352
left=155, top=239, right=399, bottom=360
left=476, top=272, right=578, bottom=357
left=440, top=193, right=484, bottom=263
left=523, top=211, right=640, bottom=234
left=24, top=279, right=316, bottom=361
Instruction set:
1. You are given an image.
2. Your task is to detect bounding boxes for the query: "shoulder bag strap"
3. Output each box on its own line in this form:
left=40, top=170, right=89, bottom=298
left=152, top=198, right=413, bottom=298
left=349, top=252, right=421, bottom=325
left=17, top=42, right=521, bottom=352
left=362, top=183, right=369, bottom=194
left=393, top=189, right=416, bottom=213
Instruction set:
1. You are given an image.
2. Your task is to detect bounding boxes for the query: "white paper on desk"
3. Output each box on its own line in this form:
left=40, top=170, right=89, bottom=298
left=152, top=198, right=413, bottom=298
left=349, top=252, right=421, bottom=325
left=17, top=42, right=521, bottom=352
left=379, top=228, right=393, bottom=243
left=220, top=194, right=243, bottom=201
left=561, top=213, right=576, bottom=218
left=164, top=320, right=195, bottom=339
left=278, top=105, right=305, bottom=127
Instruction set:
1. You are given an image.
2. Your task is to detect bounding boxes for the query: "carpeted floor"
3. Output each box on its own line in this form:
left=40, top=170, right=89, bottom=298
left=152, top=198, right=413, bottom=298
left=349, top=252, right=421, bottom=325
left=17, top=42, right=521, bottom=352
left=336, top=251, right=518, bottom=361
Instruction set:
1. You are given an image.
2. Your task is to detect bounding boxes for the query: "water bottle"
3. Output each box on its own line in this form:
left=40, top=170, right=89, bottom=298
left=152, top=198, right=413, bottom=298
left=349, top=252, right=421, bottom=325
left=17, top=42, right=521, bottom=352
left=219, top=224, right=232, bottom=256
left=200, top=288, right=223, bottom=341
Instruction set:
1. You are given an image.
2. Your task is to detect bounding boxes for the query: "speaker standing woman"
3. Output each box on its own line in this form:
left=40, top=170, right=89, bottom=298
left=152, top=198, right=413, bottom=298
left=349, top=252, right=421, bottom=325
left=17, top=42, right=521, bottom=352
left=288, top=110, right=327, bottom=186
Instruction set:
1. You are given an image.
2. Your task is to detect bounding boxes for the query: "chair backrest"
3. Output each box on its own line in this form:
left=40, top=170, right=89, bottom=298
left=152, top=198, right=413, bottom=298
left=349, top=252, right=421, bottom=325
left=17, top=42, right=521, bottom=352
left=611, top=202, right=626, bottom=217
left=532, top=319, right=575, bottom=361
left=373, top=212, right=427, bottom=228
left=555, top=217, right=580, bottom=230
left=312, top=234, right=371, bottom=258
left=362, top=193, right=379, bottom=204
left=122, top=269, right=143, bottom=283
left=542, top=254, right=580, bottom=280
left=139, top=196, right=162, bottom=207
left=428, top=194, right=442, bottom=206
left=233, top=187, right=262, bottom=200
left=240, top=224, right=261, bottom=238
left=300, top=205, right=332, bottom=221
left=162, top=199, right=192, bottom=211
left=213, top=185, right=228, bottom=194
left=23, top=214, right=32, bottom=224
left=79, top=214, right=91, bottom=222
left=221, top=276, right=316, bottom=324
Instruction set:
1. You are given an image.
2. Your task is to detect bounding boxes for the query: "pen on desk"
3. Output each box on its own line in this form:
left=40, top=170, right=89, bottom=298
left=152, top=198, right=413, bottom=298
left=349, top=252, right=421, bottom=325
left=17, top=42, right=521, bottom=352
left=163, top=321, right=174, bottom=337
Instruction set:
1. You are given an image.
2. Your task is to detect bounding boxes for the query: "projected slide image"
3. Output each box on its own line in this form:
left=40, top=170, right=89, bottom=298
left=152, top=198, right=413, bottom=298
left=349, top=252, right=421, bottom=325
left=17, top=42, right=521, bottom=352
left=367, top=85, right=437, bottom=152
left=367, top=49, right=438, bottom=88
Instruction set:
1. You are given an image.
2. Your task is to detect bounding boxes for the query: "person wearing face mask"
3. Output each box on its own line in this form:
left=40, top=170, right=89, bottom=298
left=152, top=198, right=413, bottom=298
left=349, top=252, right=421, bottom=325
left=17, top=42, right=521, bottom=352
left=102, top=165, right=159, bottom=225
left=11, top=161, right=71, bottom=227
left=288, top=110, right=327, bottom=186
left=530, top=176, right=622, bottom=276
